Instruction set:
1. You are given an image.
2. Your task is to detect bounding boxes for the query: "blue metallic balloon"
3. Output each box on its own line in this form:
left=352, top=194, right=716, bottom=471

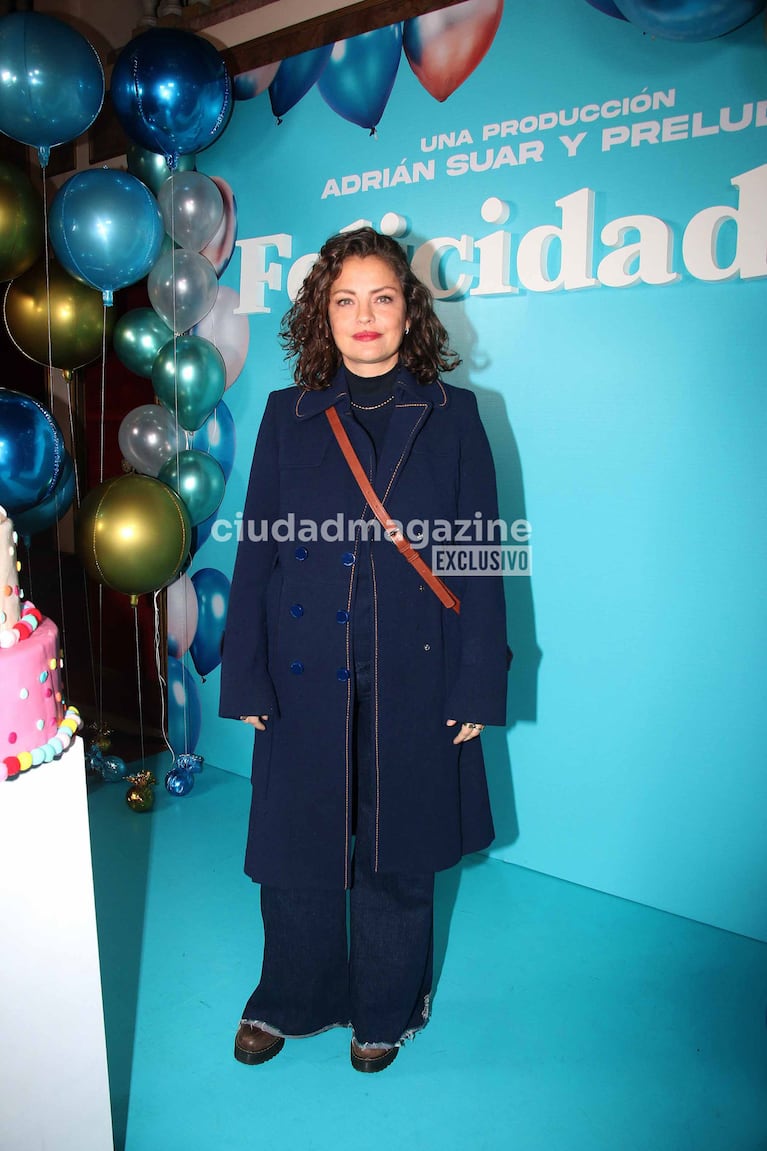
left=269, top=44, right=333, bottom=120
left=0, top=389, right=65, bottom=515
left=111, top=28, right=232, bottom=166
left=168, top=655, right=202, bottom=755
left=318, top=27, right=403, bottom=131
left=159, top=449, right=226, bottom=527
left=189, top=400, right=236, bottom=482
left=14, top=450, right=75, bottom=542
left=614, top=0, right=765, bottom=39
left=0, top=12, right=104, bottom=167
left=584, top=0, right=628, bottom=17
left=153, top=335, right=226, bottom=433
left=165, top=764, right=195, bottom=795
left=49, top=169, right=164, bottom=307
left=190, top=566, right=230, bottom=678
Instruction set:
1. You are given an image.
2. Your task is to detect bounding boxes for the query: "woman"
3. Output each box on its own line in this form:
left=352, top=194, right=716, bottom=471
left=219, top=226, right=508, bottom=1073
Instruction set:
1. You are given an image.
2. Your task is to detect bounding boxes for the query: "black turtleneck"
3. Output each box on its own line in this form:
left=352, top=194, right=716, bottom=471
left=345, top=362, right=399, bottom=464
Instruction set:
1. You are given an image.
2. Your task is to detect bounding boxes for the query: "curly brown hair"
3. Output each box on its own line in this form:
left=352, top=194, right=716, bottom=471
left=279, top=227, right=461, bottom=389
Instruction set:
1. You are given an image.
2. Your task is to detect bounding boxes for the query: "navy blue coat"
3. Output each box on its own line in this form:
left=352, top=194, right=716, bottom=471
left=219, top=367, right=508, bottom=889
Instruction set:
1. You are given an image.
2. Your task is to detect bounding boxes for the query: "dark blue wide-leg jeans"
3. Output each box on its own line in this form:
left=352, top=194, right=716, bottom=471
left=241, top=655, right=434, bottom=1048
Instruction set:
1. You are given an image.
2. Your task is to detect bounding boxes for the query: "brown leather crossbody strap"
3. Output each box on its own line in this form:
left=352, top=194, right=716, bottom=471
left=325, top=405, right=460, bottom=615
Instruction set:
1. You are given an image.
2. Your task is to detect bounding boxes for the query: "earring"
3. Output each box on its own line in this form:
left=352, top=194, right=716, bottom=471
left=404, top=325, right=410, bottom=336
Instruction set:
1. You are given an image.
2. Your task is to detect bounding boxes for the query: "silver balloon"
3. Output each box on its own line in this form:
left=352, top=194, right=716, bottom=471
left=147, top=249, right=218, bottom=334
left=118, top=403, right=182, bottom=476
left=158, top=171, right=224, bottom=252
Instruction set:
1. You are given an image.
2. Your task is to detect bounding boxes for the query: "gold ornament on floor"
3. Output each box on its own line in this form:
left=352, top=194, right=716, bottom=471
left=125, top=769, right=156, bottom=812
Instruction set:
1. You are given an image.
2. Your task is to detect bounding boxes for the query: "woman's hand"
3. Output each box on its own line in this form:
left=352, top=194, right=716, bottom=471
left=446, top=720, right=485, bottom=745
left=240, top=715, right=269, bottom=731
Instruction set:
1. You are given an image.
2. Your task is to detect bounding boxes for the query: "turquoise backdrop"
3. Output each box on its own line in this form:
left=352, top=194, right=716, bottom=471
left=189, top=0, right=767, bottom=942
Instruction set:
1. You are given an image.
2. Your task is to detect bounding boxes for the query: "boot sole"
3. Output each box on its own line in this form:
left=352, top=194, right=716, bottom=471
left=234, top=1035, right=285, bottom=1065
left=350, top=1043, right=398, bottom=1073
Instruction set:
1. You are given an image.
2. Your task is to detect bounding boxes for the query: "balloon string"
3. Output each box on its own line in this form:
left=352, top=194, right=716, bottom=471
left=133, top=603, right=146, bottom=772
left=41, top=172, right=54, bottom=410
left=154, top=590, right=176, bottom=765
left=53, top=511, right=70, bottom=704
left=99, top=306, right=107, bottom=484
left=98, top=583, right=104, bottom=733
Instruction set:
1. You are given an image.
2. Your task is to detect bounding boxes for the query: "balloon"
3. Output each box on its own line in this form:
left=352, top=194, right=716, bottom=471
left=49, top=168, right=164, bottom=307
left=4, top=259, right=114, bottom=372
left=234, top=62, right=280, bottom=101
left=118, top=404, right=182, bottom=477
left=318, top=27, right=403, bottom=131
left=0, top=161, right=43, bottom=281
left=14, top=451, right=75, bottom=541
left=165, top=765, right=194, bottom=795
left=167, top=655, right=201, bottom=754
left=584, top=0, right=628, bottom=16
left=113, top=308, right=174, bottom=379
left=403, top=1, right=503, bottom=103
left=0, top=388, right=65, bottom=514
left=126, top=144, right=196, bottom=196
left=152, top=334, right=226, bottom=432
left=191, top=286, right=249, bottom=390
left=158, top=171, right=224, bottom=252
left=190, top=566, right=230, bottom=678
left=269, top=44, right=333, bottom=120
left=76, top=473, right=192, bottom=602
left=158, top=449, right=226, bottom=527
left=166, top=571, right=198, bottom=658
left=189, top=400, right=236, bottom=482
left=199, top=177, right=237, bottom=277
left=0, top=12, right=104, bottom=167
left=147, top=249, right=218, bottom=333
left=613, top=0, right=764, bottom=39
left=111, top=28, right=232, bottom=166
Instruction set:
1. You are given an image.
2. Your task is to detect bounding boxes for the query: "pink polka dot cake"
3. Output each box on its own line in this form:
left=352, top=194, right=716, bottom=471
left=0, top=506, right=81, bottom=782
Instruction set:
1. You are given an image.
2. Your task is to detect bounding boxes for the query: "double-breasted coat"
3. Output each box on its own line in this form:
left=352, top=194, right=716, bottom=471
left=219, top=366, right=509, bottom=889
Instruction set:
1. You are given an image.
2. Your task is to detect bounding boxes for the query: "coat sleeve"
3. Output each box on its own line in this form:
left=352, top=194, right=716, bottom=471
left=218, top=392, right=280, bottom=720
left=443, top=390, right=509, bottom=727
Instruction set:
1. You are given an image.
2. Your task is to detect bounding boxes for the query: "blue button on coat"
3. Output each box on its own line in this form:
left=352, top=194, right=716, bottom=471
left=219, top=367, right=509, bottom=889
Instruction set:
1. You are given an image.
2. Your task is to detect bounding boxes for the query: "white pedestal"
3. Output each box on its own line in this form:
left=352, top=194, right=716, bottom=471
left=0, top=738, right=113, bottom=1151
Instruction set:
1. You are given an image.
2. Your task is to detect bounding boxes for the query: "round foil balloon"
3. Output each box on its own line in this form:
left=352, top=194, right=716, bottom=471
left=77, top=473, right=191, bottom=600
left=111, top=28, right=232, bottom=166
left=49, top=168, right=164, bottom=307
left=152, top=335, right=226, bottom=432
left=0, top=161, right=44, bottom=281
left=126, top=144, right=197, bottom=196
left=118, top=404, right=181, bottom=477
left=191, top=286, right=249, bottom=390
left=113, top=308, right=174, bottom=380
left=158, top=449, right=225, bottom=527
left=4, top=259, right=113, bottom=372
left=318, top=26, right=403, bottom=131
left=167, top=571, right=198, bottom=658
left=403, top=0, right=503, bottom=103
left=269, top=44, right=333, bottom=120
left=158, top=171, right=224, bottom=252
left=613, top=0, right=764, bottom=40
left=147, top=249, right=218, bottom=334
left=0, top=11, right=104, bottom=167
left=0, top=388, right=65, bottom=514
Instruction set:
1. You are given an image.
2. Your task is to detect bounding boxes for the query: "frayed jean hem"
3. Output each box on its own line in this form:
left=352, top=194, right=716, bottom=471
left=240, top=1018, right=350, bottom=1040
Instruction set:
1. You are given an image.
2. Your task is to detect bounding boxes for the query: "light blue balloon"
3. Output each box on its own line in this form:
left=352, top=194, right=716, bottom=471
left=269, top=44, right=333, bottom=120
left=0, top=12, right=104, bottom=167
left=111, top=28, right=232, bottom=166
left=318, top=27, right=403, bottom=131
left=190, top=567, right=230, bottom=678
left=14, top=451, right=75, bottom=542
left=49, top=169, right=164, bottom=307
left=189, top=400, right=236, bottom=482
left=168, top=656, right=201, bottom=754
left=614, top=0, right=764, bottom=39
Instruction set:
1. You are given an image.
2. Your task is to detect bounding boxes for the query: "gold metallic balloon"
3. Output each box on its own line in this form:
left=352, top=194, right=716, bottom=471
left=0, top=161, right=44, bottom=281
left=4, top=257, right=114, bottom=371
left=77, top=474, right=192, bottom=603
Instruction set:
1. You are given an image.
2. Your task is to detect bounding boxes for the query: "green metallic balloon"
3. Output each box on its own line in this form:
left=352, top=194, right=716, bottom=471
left=77, top=473, right=192, bottom=603
left=158, top=449, right=225, bottom=526
left=4, top=258, right=114, bottom=371
left=152, top=334, right=226, bottom=432
left=113, top=307, right=173, bottom=378
left=126, top=143, right=196, bottom=196
left=0, top=161, right=44, bottom=281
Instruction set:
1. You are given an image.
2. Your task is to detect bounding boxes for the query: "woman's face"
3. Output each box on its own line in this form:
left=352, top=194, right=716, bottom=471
left=327, top=255, right=408, bottom=377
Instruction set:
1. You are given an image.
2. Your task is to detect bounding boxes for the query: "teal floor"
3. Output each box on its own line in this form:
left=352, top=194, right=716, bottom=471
left=87, top=756, right=767, bottom=1151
